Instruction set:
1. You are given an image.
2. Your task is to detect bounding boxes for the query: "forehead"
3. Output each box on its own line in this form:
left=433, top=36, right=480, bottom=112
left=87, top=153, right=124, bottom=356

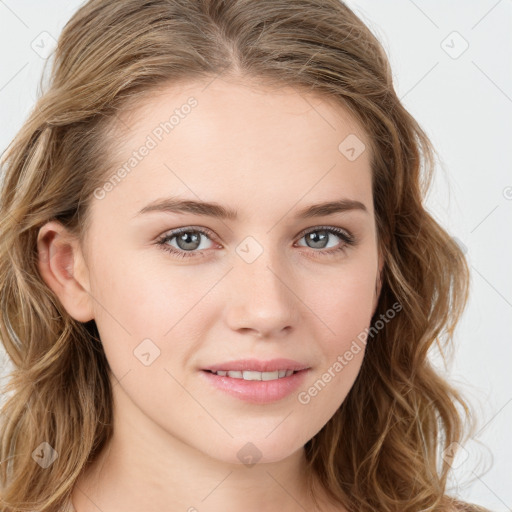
left=92, top=77, right=374, bottom=224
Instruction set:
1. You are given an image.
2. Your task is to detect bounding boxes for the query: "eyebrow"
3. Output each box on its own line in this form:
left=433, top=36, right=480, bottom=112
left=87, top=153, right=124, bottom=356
left=135, top=196, right=368, bottom=220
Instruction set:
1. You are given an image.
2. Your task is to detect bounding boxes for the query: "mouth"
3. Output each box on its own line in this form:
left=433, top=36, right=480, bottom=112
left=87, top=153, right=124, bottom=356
left=203, top=369, right=302, bottom=381
left=200, top=367, right=310, bottom=404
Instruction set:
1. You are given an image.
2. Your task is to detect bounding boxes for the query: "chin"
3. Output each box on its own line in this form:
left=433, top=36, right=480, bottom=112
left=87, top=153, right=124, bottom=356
left=204, top=436, right=305, bottom=467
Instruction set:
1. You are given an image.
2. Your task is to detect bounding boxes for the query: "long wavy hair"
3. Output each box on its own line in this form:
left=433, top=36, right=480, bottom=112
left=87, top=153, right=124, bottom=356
left=0, top=1, right=489, bottom=511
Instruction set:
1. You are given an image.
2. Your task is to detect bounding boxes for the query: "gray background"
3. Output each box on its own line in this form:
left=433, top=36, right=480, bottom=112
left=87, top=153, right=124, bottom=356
left=0, top=1, right=511, bottom=510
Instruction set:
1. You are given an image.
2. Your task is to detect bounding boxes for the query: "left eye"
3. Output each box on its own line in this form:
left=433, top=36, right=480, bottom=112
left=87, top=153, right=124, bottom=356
left=156, top=226, right=356, bottom=259
left=156, top=227, right=216, bottom=258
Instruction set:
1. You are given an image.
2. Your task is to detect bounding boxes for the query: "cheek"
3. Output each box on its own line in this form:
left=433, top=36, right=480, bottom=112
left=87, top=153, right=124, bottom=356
left=304, top=260, right=377, bottom=341
left=318, top=283, right=372, bottom=379
left=295, top=270, right=374, bottom=423
left=297, top=260, right=376, bottom=393
left=89, top=248, right=186, bottom=330
left=329, top=280, right=375, bottom=345
left=87, top=252, right=214, bottom=374
left=85, top=252, right=166, bottom=372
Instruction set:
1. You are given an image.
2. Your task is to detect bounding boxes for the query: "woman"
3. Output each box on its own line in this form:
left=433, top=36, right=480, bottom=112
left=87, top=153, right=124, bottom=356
left=0, top=1, right=492, bottom=511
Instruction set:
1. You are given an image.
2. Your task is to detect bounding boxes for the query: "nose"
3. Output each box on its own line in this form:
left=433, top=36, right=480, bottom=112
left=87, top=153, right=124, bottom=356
left=223, top=246, right=300, bottom=339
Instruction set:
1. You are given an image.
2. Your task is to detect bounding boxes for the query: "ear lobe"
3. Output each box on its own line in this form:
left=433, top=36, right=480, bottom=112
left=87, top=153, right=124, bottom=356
left=37, top=221, right=94, bottom=323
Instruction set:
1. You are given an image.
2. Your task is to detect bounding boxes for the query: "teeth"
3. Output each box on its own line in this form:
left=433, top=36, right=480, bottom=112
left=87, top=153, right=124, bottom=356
left=213, top=369, right=296, bottom=380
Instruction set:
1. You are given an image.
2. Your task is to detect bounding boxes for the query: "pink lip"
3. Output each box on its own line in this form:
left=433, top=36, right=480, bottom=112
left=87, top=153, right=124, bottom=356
left=200, top=368, right=311, bottom=404
left=202, top=358, right=310, bottom=373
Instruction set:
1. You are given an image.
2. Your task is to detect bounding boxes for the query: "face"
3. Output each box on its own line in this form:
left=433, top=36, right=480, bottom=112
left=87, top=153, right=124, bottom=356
left=41, top=76, right=383, bottom=465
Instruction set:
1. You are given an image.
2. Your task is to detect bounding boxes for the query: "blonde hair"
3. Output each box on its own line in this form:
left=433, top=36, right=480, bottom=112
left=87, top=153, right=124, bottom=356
left=0, top=1, right=487, bottom=511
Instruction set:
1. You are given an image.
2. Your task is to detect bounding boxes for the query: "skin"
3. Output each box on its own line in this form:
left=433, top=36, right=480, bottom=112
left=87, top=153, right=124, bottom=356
left=37, top=76, right=383, bottom=512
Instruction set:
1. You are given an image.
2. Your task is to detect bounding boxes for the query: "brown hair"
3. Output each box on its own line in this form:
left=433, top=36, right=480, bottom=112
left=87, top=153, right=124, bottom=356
left=0, top=1, right=489, bottom=511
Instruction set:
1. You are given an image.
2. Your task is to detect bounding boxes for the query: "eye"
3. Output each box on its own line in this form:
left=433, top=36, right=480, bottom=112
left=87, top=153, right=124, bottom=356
left=156, top=225, right=357, bottom=259
left=295, top=226, right=356, bottom=258
left=156, top=226, right=217, bottom=259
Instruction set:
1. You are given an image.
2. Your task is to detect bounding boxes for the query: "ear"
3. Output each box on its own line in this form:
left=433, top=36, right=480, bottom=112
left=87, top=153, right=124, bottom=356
left=372, top=249, right=384, bottom=316
left=36, top=221, right=94, bottom=322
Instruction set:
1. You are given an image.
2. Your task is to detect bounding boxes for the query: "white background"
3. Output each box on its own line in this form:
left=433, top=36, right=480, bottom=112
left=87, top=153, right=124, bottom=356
left=0, top=1, right=511, bottom=510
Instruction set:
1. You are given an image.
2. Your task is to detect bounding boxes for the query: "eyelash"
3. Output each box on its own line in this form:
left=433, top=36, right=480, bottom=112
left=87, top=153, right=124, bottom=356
left=155, top=225, right=357, bottom=260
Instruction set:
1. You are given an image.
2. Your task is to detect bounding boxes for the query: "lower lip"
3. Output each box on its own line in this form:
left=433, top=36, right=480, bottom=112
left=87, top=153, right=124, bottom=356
left=200, top=369, right=310, bottom=404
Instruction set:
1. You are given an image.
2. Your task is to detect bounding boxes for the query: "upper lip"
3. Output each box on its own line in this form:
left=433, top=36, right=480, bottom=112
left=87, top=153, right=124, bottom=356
left=202, top=358, right=311, bottom=373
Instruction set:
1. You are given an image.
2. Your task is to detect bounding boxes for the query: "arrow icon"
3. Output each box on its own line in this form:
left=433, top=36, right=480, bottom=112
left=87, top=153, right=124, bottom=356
left=32, top=442, right=58, bottom=468
left=134, top=339, right=161, bottom=366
